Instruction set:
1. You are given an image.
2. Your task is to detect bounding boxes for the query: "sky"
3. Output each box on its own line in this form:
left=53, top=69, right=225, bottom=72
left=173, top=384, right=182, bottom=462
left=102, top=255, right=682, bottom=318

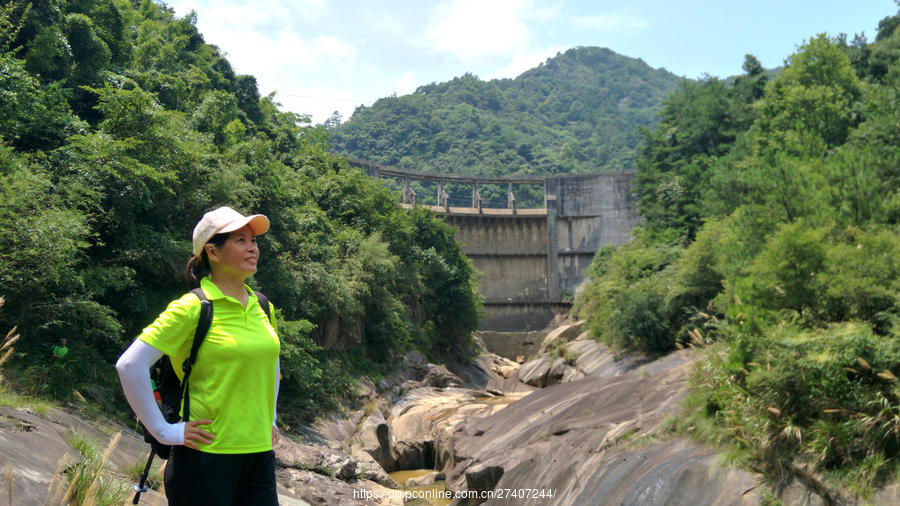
left=163, top=0, right=899, bottom=125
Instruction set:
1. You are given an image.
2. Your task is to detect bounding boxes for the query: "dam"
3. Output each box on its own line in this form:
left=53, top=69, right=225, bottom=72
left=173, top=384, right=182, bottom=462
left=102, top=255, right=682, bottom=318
left=353, top=160, right=639, bottom=336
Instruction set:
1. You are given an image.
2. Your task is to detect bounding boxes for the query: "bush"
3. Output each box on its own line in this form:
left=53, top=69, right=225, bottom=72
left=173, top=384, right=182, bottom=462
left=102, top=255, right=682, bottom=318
left=683, top=322, right=900, bottom=494
left=575, top=232, right=683, bottom=354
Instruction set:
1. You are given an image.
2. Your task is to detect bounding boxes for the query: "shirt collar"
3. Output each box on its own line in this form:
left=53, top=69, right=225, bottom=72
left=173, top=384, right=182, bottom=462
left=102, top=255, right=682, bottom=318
left=200, top=276, right=255, bottom=303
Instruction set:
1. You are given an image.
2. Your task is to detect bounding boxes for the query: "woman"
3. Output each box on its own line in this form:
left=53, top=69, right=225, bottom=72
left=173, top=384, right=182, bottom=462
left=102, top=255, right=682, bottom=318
left=116, top=206, right=281, bottom=505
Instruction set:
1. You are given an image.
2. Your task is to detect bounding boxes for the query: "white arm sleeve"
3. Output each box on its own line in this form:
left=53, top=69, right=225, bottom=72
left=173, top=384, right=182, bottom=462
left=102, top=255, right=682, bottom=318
left=273, top=357, right=280, bottom=426
left=116, top=340, right=185, bottom=445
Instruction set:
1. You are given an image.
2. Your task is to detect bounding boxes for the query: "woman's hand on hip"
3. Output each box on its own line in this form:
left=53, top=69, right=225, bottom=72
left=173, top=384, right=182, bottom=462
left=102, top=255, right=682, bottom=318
left=183, top=419, right=215, bottom=450
left=272, top=425, right=280, bottom=445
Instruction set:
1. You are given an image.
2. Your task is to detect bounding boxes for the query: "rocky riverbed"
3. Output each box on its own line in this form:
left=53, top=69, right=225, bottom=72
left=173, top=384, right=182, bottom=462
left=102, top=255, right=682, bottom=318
left=0, top=321, right=863, bottom=505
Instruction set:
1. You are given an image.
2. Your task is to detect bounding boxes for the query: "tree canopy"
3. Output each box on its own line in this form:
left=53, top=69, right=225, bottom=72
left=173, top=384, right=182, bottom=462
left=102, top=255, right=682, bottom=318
left=575, top=9, right=900, bottom=494
left=0, top=0, right=480, bottom=418
left=330, top=47, right=683, bottom=178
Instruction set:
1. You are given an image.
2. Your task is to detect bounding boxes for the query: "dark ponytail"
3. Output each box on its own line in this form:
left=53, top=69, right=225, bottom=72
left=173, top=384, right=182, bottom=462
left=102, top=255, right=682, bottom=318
left=184, top=232, right=230, bottom=287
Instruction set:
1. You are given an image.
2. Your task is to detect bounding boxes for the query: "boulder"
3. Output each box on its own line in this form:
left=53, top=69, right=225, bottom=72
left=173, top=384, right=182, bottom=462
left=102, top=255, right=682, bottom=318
left=463, top=464, right=504, bottom=504
left=561, top=366, right=586, bottom=383
left=353, top=410, right=398, bottom=473
left=546, top=357, right=568, bottom=386
left=353, top=377, right=377, bottom=401
left=277, top=434, right=397, bottom=489
left=275, top=438, right=359, bottom=478
left=404, top=471, right=445, bottom=488
left=421, top=364, right=464, bottom=389
left=516, top=357, right=553, bottom=387
left=277, top=468, right=400, bottom=506
left=537, top=320, right=585, bottom=355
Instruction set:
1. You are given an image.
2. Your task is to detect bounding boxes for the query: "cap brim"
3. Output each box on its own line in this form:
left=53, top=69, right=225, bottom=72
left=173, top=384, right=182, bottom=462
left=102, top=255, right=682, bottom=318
left=218, top=214, right=270, bottom=235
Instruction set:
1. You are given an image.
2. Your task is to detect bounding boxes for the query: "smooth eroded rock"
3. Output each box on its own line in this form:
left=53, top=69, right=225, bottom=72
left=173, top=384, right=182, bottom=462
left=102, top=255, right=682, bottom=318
left=516, top=357, right=553, bottom=387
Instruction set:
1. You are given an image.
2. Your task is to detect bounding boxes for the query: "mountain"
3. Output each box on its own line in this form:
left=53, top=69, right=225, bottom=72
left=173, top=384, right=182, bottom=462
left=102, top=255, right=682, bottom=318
left=330, top=47, right=685, bottom=178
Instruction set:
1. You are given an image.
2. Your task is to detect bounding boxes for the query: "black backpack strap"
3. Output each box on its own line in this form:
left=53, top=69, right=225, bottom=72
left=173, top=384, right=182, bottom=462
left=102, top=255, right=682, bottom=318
left=181, top=287, right=213, bottom=422
left=254, top=290, right=272, bottom=323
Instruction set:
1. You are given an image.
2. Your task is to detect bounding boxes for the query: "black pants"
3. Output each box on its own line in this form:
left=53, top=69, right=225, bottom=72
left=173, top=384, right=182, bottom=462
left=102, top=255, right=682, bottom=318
left=164, top=446, right=278, bottom=506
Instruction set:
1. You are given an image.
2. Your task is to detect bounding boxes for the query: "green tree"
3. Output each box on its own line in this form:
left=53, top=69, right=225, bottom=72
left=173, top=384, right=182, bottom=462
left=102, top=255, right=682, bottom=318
left=756, top=34, right=863, bottom=150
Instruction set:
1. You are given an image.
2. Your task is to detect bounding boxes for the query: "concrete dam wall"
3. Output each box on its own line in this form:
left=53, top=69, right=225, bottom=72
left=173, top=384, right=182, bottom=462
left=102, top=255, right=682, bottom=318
left=356, top=161, right=639, bottom=332
left=450, top=173, right=638, bottom=331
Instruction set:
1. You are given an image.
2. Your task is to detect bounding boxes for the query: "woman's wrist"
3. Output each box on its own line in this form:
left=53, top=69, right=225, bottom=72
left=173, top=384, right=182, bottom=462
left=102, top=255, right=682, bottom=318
left=154, top=421, right=185, bottom=445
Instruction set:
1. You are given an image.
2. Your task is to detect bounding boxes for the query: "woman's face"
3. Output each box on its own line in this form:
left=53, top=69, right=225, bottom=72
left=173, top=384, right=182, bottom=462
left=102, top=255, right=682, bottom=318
left=207, top=225, right=259, bottom=278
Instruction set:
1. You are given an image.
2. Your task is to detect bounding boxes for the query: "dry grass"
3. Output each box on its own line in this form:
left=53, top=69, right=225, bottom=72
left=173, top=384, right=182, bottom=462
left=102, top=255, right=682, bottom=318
left=44, top=432, right=130, bottom=506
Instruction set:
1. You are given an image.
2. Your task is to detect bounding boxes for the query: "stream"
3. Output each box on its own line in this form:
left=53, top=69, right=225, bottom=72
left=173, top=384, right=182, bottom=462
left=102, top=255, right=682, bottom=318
left=388, top=469, right=451, bottom=506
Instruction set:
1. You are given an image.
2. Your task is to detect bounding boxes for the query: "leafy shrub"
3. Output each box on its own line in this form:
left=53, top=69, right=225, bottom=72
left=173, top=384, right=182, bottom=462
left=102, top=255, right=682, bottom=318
left=683, top=323, right=900, bottom=494
left=576, top=232, right=683, bottom=353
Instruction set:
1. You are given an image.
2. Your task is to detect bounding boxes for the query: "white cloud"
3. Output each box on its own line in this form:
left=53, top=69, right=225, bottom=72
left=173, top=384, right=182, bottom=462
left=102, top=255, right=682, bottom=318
left=486, top=47, right=566, bottom=80
left=272, top=87, right=363, bottom=126
left=573, top=13, right=646, bottom=31
left=286, top=0, right=327, bottom=21
left=425, top=0, right=533, bottom=61
left=373, top=13, right=406, bottom=37
left=393, top=71, right=418, bottom=96
left=171, top=0, right=326, bottom=27
left=309, top=35, right=357, bottom=63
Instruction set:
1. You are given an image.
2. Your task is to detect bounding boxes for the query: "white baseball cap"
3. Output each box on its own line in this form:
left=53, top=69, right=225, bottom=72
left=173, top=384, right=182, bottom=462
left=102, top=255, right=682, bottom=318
left=192, top=206, right=270, bottom=256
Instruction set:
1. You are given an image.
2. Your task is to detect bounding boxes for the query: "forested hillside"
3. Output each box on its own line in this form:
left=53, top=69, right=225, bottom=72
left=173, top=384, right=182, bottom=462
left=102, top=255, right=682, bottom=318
left=330, top=47, right=683, bottom=177
left=0, top=0, right=480, bottom=419
left=575, top=9, right=900, bottom=497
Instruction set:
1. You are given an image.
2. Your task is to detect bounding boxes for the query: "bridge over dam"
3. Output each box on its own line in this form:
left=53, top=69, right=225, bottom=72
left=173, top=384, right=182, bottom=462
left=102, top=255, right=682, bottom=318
left=352, top=160, right=639, bottom=355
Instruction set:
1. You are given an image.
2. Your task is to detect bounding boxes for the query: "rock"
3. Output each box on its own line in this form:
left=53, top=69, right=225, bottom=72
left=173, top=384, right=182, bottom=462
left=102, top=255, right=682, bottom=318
left=486, top=375, right=538, bottom=395
left=275, top=438, right=357, bottom=477
left=422, top=364, right=464, bottom=388
left=496, top=365, right=517, bottom=378
left=446, top=354, right=530, bottom=395
left=353, top=378, right=377, bottom=400
left=546, top=357, right=568, bottom=386
left=567, top=339, right=633, bottom=377
left=516, top=357, right=553, bottom=387
left=318, top=316, right=363, bottom=351
left=402, top=351, right=428, bottom=369
left=470, top=333, right=490, bottom=353
left=446, top=355, right=495, bottom=388
left=350, top=409, right=367, bottom=426
left=405, top=471, right=445, bottom=487
left=399, top=379, right=423, bottom=395
left=377, top=378, right=394, bottom=392
left=353, top=449, right=398, bottom=488
left=387, top=387, right=519, bottom=474
left=312, top=410, right=359, bottom=443
left=0, top=406, right=166, bottom=506
left=277, top=434, right=398, bottom=490
left=537, top=320, right=585, bottom=355
left=353, top=410, right=398, bottom=473
left=464, top=464, right=504, bottom=503
left=445, top=349, right=781, bottom=505
left=277, top=468, right=401, bottom=505
left=561, top=366, right=586, bottom=383
left=395, top=440, right=426, bottom=470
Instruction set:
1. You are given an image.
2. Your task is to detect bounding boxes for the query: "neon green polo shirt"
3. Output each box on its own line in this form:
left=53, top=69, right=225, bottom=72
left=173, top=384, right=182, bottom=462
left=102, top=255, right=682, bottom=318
left=138, top=277, right=280, bottom=454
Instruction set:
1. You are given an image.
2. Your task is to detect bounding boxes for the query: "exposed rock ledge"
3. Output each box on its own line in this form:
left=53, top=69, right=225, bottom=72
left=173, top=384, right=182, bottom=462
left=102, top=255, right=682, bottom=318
left=444, top=348, right=829, bottom=506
